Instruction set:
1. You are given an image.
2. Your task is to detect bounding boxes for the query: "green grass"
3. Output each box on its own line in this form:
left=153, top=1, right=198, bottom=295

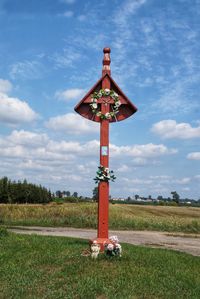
left=0, top=203, right=200, bottom=233
left=0, top=230, right=200, bottom=299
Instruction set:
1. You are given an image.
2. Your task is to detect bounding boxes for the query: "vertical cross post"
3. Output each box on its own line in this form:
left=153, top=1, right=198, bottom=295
left=98, top=48, right=111, bottom=239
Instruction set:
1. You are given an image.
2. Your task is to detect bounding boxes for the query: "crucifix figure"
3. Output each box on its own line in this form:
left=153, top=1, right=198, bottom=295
left=75, top=48, right=137, bottom=250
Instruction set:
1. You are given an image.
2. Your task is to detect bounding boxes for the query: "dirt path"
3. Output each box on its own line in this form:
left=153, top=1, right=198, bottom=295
left=9, top=226, right=200, bottom=257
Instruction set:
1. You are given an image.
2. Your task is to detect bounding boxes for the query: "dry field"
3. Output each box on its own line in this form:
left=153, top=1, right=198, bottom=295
left=0, top=203, right=200, bottom=232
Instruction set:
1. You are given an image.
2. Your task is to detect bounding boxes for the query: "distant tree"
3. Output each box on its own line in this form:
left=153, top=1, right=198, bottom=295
left=56, top=190, right=62, bottom=198
left=157, top=195, right=163, bottom=201
left=171, top=191, right=180, bottom=204
left=0, top=177, right=51, bottom=204
left=135, top=194, right=139, bottom=200
left=92, top=186, right=98, bottom=202
left=148, top=195, right=152, bottom=200
left=72, top=192, right=78, bottom=198
left=127, top=196, right=131, bottom=202
left=66, top=191, right=71, bottom=197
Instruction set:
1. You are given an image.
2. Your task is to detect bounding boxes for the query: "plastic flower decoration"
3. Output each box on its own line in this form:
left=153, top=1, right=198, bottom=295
left=90, top=89, right=121, bottom=119
left=104, top=235, right=122, bottom=257
left=94, top=165, right=116, bottom=184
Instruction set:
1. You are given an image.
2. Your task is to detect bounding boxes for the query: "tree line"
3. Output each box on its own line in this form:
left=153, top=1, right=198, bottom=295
left=0, top=177, right=51, bottom=204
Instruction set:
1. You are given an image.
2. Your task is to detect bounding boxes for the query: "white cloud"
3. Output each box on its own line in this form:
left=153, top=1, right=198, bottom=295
left=110, top=143, right=177, bottom=158
left=187, top=152, right=200, bottom=160
left=152, top=120, right=200, bottom=139
left=0, top=79, right=12, bottom=93
left=151, top=80, right=199, bottom=116
left=114, top=0, right=146, bottom=28
left=51, top=47, right=81, bottom=69
left=117, top=164, right=130, bottom=172
left=55, top=88, right=85, bottom=101
left=9, top=60, right=44, bottom=80
left=45, top=113, right=99, bottom=134
left=7, top=130, right=49, bottom=147
left=0, top=93, right=38, bottom=125
left=0, top=128, right=197, bottom=198
left=62, top=11, right=73, bottom=17
left=57, top=10, right=74, bottom=17
left=176, top=177, right=191, bottom=184
left=77, top=15, right=86, bottom=21
left=60, top=0, right=76, bottom=4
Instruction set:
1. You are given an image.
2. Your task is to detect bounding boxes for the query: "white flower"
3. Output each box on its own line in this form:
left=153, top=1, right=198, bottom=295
left=113, top=92, right=119, bottom=98
left=92, top=103, right=98, bottom=109
left=91, top=98, right=97, bottom=103
left=105, top=112, right=111, bottom=119
left=115, top=243, right=121, bottom=249
left=96, top=111, right=102, bottom=117
left=98, top=91, right=102, bottom=98
left=109, top=235, right=119, bottom=243
left=115, top=243, right=122, bottom=257
left=107, top=243, right=114, bottom=251
left=104, top=88, right=110, bottom=95
left=115, top=101, right=121, bottom=107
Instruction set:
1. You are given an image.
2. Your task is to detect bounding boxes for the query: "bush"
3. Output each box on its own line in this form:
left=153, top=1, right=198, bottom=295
left=0, top=226, right=8, bottom=237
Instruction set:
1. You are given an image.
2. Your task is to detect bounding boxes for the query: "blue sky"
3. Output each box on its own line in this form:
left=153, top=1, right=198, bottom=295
left=0, top=0, right=199, bottom=199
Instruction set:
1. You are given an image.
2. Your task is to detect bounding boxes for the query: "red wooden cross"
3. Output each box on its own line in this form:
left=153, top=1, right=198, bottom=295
left=74, top=48, right=137, bottom=250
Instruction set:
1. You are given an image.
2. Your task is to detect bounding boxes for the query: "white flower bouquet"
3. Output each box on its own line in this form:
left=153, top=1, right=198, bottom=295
left=104, top=235, right=122, bottom=257
left=94, top=165, right=116, bottom=183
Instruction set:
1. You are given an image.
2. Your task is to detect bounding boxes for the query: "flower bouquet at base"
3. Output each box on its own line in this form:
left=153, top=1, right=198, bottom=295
left=104, top=235, right=122, bottom=257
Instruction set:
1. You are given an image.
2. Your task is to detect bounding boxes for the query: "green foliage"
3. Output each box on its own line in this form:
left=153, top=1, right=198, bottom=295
left=92, top=186, right=98, bottom=201
left=171, top=191, right=180, bottom=204
left=94, top=166, right=116, bottom=183
left=0, top=177, right=51, bottom=204
left=0, top=233, right=200, bottom=298
left=0, top=226, right=8, bottom=237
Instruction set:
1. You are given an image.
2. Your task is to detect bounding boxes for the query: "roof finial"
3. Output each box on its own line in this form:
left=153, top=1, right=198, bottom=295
left=102, top=47, right=111, bottom=76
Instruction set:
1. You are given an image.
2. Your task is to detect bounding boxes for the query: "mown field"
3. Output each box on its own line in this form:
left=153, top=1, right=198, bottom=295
left=0, top=203, right=200, bottom=233
left=0, top=229, right=200, bottom=299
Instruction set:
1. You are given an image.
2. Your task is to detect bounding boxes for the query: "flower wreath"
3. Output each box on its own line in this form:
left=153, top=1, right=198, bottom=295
left=94, top=165, right=116, bottom=183
left=90, top=89, right=121, bottom=120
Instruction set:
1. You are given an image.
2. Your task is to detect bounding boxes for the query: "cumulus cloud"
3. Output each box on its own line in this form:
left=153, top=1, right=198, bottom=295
left=0, top=128, right=195, bottom=198
left=0, top=79, right=12, bottom=93
left=187, top=152, right=200, bottom=160
left=55, top=88, right=85, bottom=101
left=45, top=113, right=99, bottom=134
left=110, top=143, right=177, bottom=158
left=0, top=93, right=38, bottom=125
left=7, top=130, right=49, bottom=147
left=176, top=177, right=191, bottom=184
left=151, top=120, right=200, bottom=139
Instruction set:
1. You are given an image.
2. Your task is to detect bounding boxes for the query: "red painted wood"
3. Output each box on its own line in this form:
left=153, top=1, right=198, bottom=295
left=74, top=48, right=138, bottom=250
left=74, top=74, right=137, bottom=123
left=98, top=71, right=110, bottom=239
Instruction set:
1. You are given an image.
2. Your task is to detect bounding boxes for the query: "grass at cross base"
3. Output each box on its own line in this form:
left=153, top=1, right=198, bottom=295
left=0, top=230, right=200, bottom=299
left=1, top=203, right=200, bottom=233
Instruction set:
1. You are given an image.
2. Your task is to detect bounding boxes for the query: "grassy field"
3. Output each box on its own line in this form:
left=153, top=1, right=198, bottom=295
left=0, top=203, right=200, bottom=233
left=0, top=229, right=200, bottom=299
